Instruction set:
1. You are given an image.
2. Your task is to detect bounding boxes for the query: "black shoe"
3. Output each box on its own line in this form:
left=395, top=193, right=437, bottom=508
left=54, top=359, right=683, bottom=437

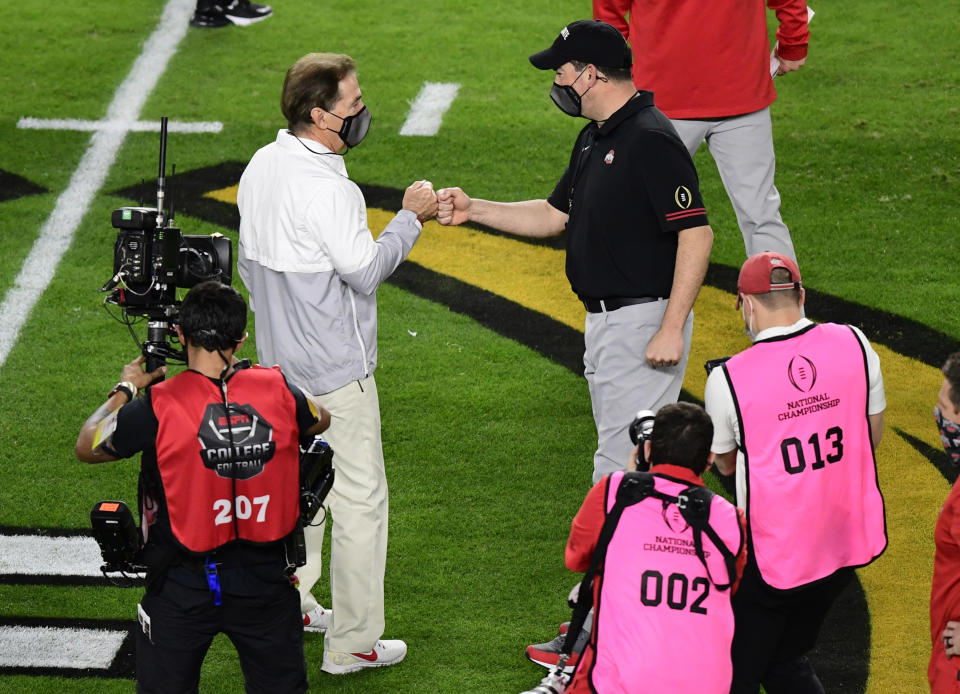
left=190, top=7, right=231, bottom=28
left=223, top=0, right=272, bottom=25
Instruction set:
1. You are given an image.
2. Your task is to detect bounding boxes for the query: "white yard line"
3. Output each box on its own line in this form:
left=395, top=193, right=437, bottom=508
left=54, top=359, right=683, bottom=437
left=17, top=117, right=223, bottom=134
left=0, top=626, right=127, bottom=669
left=399, top=82, right=461, bottom=136
left=0, top=0, right=195, bottom=370
left=0, top=534, right=110, bottom=577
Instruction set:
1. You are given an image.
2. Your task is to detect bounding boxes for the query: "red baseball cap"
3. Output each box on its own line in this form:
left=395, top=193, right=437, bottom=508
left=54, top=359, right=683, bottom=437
left=736, top=252, right=802, bottom=308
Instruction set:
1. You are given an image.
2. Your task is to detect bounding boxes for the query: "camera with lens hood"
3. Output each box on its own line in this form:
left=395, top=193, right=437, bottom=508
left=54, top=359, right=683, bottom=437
left=628, top=409, right=656, bottom=471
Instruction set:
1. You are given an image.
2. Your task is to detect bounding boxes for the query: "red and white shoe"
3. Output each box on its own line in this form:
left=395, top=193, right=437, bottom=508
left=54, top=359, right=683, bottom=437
left=321, top=639, right=407, bottom=674
left=526, top=619, right=590, bottom=674
left=302, top=605, right=332, bottom=632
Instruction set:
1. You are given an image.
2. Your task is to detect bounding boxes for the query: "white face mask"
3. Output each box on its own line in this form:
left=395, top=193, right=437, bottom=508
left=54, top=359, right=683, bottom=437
left=742, top=298, right=758, bottom=341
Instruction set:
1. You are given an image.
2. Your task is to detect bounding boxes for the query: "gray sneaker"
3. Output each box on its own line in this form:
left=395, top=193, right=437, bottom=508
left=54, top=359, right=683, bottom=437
left=525, top=612, right=592, bottom=674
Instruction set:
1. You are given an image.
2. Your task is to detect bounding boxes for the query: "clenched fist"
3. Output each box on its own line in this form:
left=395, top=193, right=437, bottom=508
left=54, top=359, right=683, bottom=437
left=402, top=180, right=438, bottom=222
left=437, top=187, right=471, bottom=226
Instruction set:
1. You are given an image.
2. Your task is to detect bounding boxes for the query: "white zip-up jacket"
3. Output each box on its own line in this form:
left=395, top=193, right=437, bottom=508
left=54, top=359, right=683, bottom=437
left=237, top=129, right=422, bottom=395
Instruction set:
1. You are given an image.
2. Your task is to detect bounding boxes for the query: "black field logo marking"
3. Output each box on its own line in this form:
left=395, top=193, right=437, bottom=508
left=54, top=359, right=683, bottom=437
left=110, top=162, right=958, bottom=369
left=0, top=170, right=48, bottom=203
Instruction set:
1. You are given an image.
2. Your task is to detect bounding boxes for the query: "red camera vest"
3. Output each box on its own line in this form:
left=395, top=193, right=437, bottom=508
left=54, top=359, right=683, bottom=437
left=150, top=366, right=301, bottom=554
left=723, top=323, right=887, bottom=589
left=587, top=471, right=743, bottom=694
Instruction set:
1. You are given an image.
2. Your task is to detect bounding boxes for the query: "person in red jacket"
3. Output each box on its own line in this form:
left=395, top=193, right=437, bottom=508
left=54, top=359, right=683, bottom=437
left=929, top=352, right=960, bottom=693
left=75, top=281, right=329, bottom=694
left=594, top=0, right=809, bottom=262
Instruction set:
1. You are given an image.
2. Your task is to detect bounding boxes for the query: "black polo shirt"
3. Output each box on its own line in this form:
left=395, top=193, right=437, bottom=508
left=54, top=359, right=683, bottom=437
left=547, top=91, right=708, bottom=300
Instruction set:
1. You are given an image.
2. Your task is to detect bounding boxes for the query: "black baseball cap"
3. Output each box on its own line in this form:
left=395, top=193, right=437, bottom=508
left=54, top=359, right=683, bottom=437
left=529, top=20, right=632, bottom=71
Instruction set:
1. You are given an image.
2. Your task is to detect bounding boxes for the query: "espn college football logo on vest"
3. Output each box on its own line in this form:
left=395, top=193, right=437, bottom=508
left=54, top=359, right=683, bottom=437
left=197, top=403, right=276, bottom=480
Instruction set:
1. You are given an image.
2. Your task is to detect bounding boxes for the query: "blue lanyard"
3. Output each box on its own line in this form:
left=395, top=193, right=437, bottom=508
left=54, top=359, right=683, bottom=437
left=204, top=557, right=222, bottom=607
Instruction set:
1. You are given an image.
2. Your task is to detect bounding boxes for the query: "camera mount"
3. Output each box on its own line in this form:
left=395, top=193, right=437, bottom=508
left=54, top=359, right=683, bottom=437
left=101, top=116, right=232, bottom=372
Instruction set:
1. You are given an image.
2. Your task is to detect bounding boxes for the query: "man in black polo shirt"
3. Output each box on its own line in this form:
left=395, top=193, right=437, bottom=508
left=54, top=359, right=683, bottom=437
left=437, top=19, right=713, bottom=484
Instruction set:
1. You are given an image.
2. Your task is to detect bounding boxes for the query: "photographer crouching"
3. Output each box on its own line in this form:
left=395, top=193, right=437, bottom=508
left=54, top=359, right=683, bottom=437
left=525, top=403, right=747, bottom=694
left=75, top=280, right=330, bottom=694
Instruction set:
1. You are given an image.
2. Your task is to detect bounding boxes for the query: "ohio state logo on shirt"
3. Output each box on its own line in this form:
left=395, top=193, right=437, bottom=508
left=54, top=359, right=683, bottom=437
left=197, top=403, right=276, bottom=480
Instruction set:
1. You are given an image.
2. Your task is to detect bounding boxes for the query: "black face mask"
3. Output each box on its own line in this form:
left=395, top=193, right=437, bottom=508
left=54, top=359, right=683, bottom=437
left=935, top=406, right=960, bottom=467
left=326, top=106, right=372, bottom=149
left=550, top=67, right=590, bottom=117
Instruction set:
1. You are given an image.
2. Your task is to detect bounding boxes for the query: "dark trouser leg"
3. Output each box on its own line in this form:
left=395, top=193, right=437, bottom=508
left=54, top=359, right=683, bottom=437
left=136, top=579, right=216, bottom=694
left=760, top=569, right=853, bottom=694
left=762, top=655, right=825, bottom=694
left=730, top=561, right=784, bottom=694
left=731, top=560, right=853, bottom=694
left=225, top=581, right=307, bottom=694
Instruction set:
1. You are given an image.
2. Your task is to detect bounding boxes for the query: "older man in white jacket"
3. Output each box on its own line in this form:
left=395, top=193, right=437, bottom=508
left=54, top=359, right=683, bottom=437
left=237, top=52, right=437, bottom=675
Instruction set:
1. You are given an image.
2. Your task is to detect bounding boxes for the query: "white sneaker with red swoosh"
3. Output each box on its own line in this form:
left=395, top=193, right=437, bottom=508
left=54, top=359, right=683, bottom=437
left=321, top=639, right=407, bottom=674
left=302, top=605, right=333, bottom=632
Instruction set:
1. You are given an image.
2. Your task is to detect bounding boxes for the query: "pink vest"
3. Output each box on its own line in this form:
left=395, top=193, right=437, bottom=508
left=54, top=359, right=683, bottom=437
left=723, top=323, right=887, bottom=589
left=587, top=471, right=743, bottom=694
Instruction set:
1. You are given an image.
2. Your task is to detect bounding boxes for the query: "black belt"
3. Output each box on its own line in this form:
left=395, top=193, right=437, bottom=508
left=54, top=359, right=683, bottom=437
left=581, top=296, right=666, bottom=313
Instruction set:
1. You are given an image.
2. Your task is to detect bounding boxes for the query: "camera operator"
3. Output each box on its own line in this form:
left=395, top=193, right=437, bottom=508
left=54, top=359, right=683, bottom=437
left=559, top=402, right=747, bottom=694
left=75, top=280, right=329, bottom=694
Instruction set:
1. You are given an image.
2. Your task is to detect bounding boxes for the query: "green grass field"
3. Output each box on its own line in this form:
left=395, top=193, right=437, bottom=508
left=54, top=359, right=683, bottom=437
left=0, top=0, right=958, bottom=692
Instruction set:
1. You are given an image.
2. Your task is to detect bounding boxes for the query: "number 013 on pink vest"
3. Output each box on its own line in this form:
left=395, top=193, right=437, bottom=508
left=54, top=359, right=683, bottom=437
left=724, top=323, right=887, bottom=590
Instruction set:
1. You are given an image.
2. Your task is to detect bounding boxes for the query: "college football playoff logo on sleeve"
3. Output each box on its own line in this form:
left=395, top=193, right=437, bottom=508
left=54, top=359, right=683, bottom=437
left=197, top=403, right=276, bottom=480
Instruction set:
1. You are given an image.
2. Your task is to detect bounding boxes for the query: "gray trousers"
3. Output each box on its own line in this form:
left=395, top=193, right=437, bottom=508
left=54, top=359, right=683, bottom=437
left=584, top=300, right=693, bottom=483
left=671, top=107, right=797, bottom=262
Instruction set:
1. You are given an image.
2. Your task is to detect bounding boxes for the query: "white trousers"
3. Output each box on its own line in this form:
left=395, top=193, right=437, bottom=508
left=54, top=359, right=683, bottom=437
left=671, top=108, right=797, bottom=262
left=298, top=375, right=388, bottom=652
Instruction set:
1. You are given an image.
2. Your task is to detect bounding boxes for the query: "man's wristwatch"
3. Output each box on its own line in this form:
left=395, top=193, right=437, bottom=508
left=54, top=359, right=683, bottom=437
left=108, top=381, right=138, bottom=401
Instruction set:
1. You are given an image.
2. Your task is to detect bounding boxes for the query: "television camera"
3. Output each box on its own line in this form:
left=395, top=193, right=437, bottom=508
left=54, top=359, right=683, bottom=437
left=101, top=116, right=232, bottom=372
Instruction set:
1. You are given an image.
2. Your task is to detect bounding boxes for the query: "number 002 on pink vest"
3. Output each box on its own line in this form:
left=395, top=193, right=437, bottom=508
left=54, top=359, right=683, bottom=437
left=588, top=471, right=742, bottom=694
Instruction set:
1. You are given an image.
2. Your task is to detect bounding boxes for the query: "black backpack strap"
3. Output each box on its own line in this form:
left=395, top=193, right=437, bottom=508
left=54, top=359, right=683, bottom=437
left=561, top=472, right=657, bottom=655
left=677, top=485, right=738, bottom=591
